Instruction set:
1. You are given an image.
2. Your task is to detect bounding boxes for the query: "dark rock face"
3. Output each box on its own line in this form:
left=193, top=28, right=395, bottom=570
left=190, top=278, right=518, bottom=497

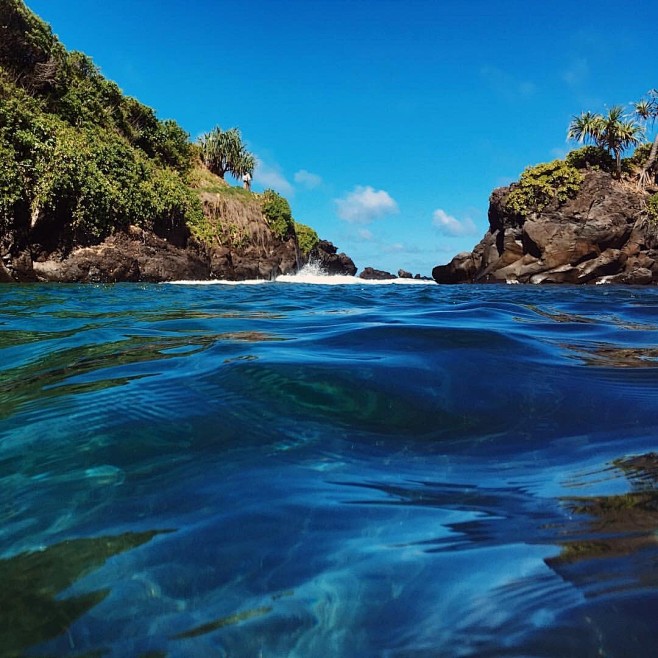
left=433, top=171, right=658, bottom=285
left=359, top=267, right=396, bottom=280
left=29, top=227, right=209, bottom=283
left=308, top=240, right=357, bottom=276
left=0, top=196, right=328, bottom=283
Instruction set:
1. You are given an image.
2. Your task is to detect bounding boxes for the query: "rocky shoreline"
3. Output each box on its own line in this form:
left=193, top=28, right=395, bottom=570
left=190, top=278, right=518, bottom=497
left=433, top=170, right=658, bottom=285
left=0, top=225, right=361, bottom=283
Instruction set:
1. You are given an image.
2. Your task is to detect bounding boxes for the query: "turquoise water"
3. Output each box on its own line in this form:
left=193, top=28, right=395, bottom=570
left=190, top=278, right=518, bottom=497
left=2, top=280, right=658, bottom=657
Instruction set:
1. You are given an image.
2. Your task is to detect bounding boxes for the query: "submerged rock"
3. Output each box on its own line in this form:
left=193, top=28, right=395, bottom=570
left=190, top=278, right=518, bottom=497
left=433, top=170, right=658, bottom=285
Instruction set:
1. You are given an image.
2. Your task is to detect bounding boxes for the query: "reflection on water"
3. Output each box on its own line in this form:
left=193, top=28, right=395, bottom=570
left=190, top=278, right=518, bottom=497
left=565, top=344, right=658, bottom=368
left=0, top=530, right=166, bottom=657
left=548, top=453, right=658, bottom=596
left=0, top=330, right=282, bottom=420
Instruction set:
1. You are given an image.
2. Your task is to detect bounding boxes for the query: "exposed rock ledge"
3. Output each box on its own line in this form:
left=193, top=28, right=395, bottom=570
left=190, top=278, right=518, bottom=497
left=1, top=204, right=357, bottom=283
left=433, top=170, right=658, bottom=285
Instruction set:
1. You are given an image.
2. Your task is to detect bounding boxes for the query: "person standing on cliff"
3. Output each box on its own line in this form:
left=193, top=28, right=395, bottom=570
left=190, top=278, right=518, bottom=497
left=242, top=172, right=252, bottom=191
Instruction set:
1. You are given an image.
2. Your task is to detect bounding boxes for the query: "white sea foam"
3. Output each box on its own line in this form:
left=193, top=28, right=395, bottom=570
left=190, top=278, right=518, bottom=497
left=167, top=278, right=270, bottom=285
left=279, top=260, right=434, bottom=284
left=167, top=261, right=435, bottom=285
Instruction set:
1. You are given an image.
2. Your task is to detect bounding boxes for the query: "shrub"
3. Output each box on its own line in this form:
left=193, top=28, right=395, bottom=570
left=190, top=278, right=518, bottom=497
left=628, top=142, right=653, bottom=168
left=565, top=146, right=614, bottom=172
left=504, top=159, right=584, bottom=220
left=261, top=189, right=294, bottom=239
left=648, top=193, right=658, bottom=223
left=294, top=221, right=319, bottom=255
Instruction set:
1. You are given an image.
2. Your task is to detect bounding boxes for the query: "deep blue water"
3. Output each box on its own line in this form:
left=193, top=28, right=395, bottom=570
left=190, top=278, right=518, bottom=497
left=2, top=280, right=658, bottom=657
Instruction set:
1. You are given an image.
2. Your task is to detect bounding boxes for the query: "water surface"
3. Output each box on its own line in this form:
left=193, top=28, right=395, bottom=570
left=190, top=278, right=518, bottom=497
left=2, top=280, right=658, bottom=657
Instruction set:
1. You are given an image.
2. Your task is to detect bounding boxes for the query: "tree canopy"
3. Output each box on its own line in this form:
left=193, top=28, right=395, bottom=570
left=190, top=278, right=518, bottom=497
left=567, top=106, right=643, bottom=179
left=198, top=126, right=255, bottom=180
left=635, top=90, right=658, bottom=187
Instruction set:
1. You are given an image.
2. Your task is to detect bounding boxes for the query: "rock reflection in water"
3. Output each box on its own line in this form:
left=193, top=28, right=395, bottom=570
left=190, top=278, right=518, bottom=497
left=548, top=453, right=658, bottom=588
left=0, top=530, right=166, bottom=656
left=565, top=344, right=658, bottom=368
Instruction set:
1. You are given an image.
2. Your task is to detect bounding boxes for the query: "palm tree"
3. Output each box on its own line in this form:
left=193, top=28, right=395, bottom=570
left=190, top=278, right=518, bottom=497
left=568, top=106, right=643, bottom=179
left=567, top=111, right=602, bottom=144
left=199, top=126, right=254, bottom=181
left=635, top=90, right=658, bottom=187
left=233, top=152, right=256, bottom=178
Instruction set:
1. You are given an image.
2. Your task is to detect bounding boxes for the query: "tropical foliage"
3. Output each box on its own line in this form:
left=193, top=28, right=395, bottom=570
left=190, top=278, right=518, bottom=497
left=504, top=160, right=583, bottom=219
left=198, top=126, right=255, bottom=180
left=567, top=106, right=643, bottom=178
left=647, top=193, right=658, bottom=223
left=635, top=90, right=658, bottom=187
left=294, top=221, right=319, bottom=255
left=261, top=189, right=294, bottom=239
left=0, top=0, right=202, bottom=246
left=565, top=145, right=615, bottom=173
left=0, top=0, right=323, bottom=261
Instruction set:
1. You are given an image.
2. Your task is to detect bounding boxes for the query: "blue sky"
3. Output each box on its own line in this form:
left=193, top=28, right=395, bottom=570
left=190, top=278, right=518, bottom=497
left=26, top=0, right=658, bottom=275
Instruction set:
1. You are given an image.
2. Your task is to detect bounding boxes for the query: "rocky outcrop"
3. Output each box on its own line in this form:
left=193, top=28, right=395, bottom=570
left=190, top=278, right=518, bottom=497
left=0, top=192, right=342, bottom=283
left=29, top=227, right=208, bottom=283
left=359, top=267, right=396, bottom=280
left=308, top=240, right=357, bottom=276
left=433, top=170, right=658, bottom=284
left=199, top=193, right=299, bottom=281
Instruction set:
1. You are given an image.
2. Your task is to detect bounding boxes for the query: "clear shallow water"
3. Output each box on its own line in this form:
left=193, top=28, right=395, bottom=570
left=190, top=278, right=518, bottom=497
left=2, top=280, right=658, bottom=657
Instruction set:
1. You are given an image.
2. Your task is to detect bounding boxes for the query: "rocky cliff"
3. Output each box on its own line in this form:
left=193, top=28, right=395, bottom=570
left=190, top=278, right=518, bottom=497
left=0, top=0, right=358, bottom=283
left=0, top=187, right=356, bottom=283
left=433, top=170, right=658, bottom=285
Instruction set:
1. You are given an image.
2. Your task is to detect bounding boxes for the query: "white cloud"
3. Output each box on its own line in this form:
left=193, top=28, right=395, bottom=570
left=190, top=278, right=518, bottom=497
left=335, top=185, right=399, bottom=224
left=432, top=208, right=478, bottom=237
left=383, top=242, right=406, bottom=254
left=254, top=158, right=294, bottom=196
left=480, top=65, right=536, bottom=99
left=358, top=228, right=374, bottom=241
left=294, top=169, right=323, bottom=189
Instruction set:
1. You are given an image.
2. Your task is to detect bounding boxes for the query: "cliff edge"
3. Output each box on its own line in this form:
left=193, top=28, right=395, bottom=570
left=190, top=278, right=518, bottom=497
left=433, top=168, right=658, bottom=285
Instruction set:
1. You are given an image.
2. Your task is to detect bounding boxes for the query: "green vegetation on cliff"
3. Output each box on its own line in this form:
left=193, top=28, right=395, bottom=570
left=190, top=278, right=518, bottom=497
left=504, top=159, right=584, bottom=220
left=0, top=0, right=200, bottom=248
left=0, top=0, right=314, bottom=264
left=504, top=90, right=658, bottom=223
left=261, top=189, right=294, bottom=239
left=294, top=222, right=319, bottom=255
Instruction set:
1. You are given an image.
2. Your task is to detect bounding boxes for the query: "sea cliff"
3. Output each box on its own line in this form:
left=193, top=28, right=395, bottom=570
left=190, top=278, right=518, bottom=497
left=433, top=168, right=658, bottom=285
left=0, top=0, right=357, bottom=283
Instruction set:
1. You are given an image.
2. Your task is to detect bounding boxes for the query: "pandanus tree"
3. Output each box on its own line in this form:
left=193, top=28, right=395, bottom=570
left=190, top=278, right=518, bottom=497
left=635, top=90, right=658, bottom=187
left=567, top=106, right=644, bottom=179
left=198, top=126, right=255, bottom=181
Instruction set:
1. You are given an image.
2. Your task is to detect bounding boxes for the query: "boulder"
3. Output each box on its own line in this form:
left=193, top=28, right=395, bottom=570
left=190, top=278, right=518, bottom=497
left=309, top=240, right=357, bottom=276
left=31, top=228, right=207, bottom=283
left=359, top=267, right=396, bottom=280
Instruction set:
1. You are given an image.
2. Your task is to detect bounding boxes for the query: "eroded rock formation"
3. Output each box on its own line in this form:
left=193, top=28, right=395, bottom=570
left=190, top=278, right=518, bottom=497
left=308, top=240, right=357, bottom=276
left=433, top=170, right=658, bottom=285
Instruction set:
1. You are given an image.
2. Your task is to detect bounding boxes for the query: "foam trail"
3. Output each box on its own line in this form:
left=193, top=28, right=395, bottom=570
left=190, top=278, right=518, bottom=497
left=277, top=261, right=434, bottom=285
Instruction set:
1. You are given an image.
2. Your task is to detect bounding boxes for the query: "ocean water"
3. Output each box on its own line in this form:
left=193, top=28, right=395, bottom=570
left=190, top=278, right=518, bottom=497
left=2, top=273, right=658, bottom=657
